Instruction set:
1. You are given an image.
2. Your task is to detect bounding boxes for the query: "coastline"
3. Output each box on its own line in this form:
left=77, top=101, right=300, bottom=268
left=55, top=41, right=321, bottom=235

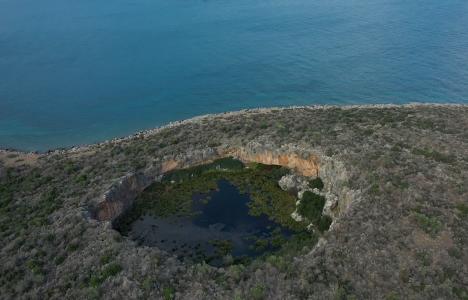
left=1, top=101, right=467, bottom=299
left=1, top=102, right=467, bottom=155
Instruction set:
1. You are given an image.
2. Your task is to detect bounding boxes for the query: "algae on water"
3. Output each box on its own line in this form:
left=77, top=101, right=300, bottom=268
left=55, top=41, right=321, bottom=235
left=114, top=158, right=329, bottom=266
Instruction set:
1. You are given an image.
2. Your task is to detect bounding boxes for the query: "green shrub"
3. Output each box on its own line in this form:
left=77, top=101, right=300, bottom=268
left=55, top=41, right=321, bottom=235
left=26, top=260, right=43, bottom=275
left=54, top=255, right=66, bottom=265
left=266, top=255, right=287, bottom=270
left=163, top=286, right=175, bottom=300
left=67, top=242, right=79, bottom=252
left=100, top=252, right=113, bottom=265
left=317, top=215, right=332, bottom=232
left=270, top=228, right=287, bottom=247
left=416, top=250, right=432, bottom=266
left=141, top=278, right=154, bottom=291
left=250, top=284, right=265, bottom=300
left=412, top=148, right=456, bottom=164
left=298, top=191, right=326, bottom=222
left=448, top=247, right=462, bottom=259
left=277, top=231, right=317, bottom=254
left=211, top=239, right=233, bottom=256
left=254, top=238, right=269, bottom=252
left=309, top=177, right=324, bottom=190
left=212, top=157, right=245, bottom=170
left=88, top=263, right=123, bottom=288
left=163, top=157, right=244, bottom=182
left=452, top=287, right=468, bottom=299
left=456, top=203, right=468, bottom=218
left=414, top=212, right=442, bottom=235
left=102, top=263, right=123, bottom=277
left=75, top=174, right=88, bottom=184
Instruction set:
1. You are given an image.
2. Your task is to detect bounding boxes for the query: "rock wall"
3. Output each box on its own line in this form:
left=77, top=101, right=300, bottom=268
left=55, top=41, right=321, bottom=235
left=94, top=148, right=220, bottom=222
left=318, top=156, right=362, bottom=223
left=93, top=144, right=357, bottom=224
left=94, top=173, right=153, bottom=222
left=223, top=147, right=319, bottom=177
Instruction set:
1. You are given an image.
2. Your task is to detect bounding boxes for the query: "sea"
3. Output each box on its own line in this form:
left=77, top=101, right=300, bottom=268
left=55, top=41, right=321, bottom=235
left=1, top=0, right=468, bottom=151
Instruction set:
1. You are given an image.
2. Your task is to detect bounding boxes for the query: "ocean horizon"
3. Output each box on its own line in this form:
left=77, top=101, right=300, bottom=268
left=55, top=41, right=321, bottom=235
left=1, top=0, right=468, bottom=151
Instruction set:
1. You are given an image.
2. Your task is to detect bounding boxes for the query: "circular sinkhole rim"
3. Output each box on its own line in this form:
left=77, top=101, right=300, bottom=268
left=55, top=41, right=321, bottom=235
left=108, top=157, right=332, bottom=266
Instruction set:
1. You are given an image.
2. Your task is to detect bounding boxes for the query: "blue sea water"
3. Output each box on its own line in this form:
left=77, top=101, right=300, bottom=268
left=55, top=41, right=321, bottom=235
left=1, top=0, right=468, bottom=151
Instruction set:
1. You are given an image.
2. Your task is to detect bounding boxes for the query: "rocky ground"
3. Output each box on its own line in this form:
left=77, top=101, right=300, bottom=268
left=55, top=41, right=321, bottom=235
left=0, top=104, right=467, bottom=299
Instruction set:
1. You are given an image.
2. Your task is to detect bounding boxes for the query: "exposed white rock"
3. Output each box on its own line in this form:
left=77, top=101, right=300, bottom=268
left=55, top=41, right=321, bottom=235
left=318, top=155, right=362, bottom=220
left=322, top=193, right=339, bottom=217
left=306, top=223, right=316, bottom=232
left=278, top=174, right=309, bottom=192
left=290, top=210, right=303, bottom=222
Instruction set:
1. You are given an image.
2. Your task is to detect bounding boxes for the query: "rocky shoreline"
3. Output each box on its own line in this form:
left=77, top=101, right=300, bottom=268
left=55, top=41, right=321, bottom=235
left=1, top=103, right=465, bottom=155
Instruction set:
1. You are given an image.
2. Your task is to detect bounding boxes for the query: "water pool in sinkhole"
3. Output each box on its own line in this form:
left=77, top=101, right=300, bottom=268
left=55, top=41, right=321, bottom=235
left=113, top=158, right=328, bottom=266
left=125, top=179, right=292, bottom=266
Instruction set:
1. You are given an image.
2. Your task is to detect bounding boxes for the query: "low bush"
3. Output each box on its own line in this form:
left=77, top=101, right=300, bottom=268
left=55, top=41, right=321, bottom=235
left=250, top=284, right=266, bottom=300
left=309, top=177, right=324, bottom=190
left=317, top=215, right=332, bottom=232
left=413, top=212, right=442, bottom=236
left=412, top=148, right=456, bottom=164
left=88, top=263, right=123, bottom=288
left=163, top=286, right=175, bottom=300
left=456, top=203, right=468, bottom=218
left=297, top=191, right=326, bottom=223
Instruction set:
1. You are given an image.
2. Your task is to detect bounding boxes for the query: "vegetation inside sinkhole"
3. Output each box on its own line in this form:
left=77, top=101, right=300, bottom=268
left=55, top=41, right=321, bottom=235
left=114, top=158, right=331, bottom=266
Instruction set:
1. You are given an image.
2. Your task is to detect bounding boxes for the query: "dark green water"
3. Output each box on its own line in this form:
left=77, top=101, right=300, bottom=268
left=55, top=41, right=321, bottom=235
left=127, top=179, right=290, bottom=266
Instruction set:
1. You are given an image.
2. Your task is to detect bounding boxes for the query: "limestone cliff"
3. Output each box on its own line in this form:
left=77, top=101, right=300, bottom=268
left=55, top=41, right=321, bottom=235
left=223, top=147, right=319, bottom=177
left=94, top=173, right=152, bottom=222
left=93, top=144, right=357, bottom=224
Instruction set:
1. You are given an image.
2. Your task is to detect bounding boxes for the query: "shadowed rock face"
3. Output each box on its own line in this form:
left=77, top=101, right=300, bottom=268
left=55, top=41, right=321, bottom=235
left=94, top=173, right=153, bottom=222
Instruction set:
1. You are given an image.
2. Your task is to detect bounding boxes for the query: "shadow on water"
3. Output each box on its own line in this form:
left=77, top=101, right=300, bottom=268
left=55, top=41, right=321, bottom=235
left=128, top=179, right=291, bottom=266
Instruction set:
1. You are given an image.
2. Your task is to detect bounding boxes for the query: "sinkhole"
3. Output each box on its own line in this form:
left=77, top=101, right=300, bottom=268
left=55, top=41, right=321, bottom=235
left=113, top=157, right=329, bottom=267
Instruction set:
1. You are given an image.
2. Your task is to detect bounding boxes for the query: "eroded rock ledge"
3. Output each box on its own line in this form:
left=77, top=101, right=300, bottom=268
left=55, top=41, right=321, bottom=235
left=93, top=143, right=358, bottom=226
left=94, top=173, right=153, bottom=222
